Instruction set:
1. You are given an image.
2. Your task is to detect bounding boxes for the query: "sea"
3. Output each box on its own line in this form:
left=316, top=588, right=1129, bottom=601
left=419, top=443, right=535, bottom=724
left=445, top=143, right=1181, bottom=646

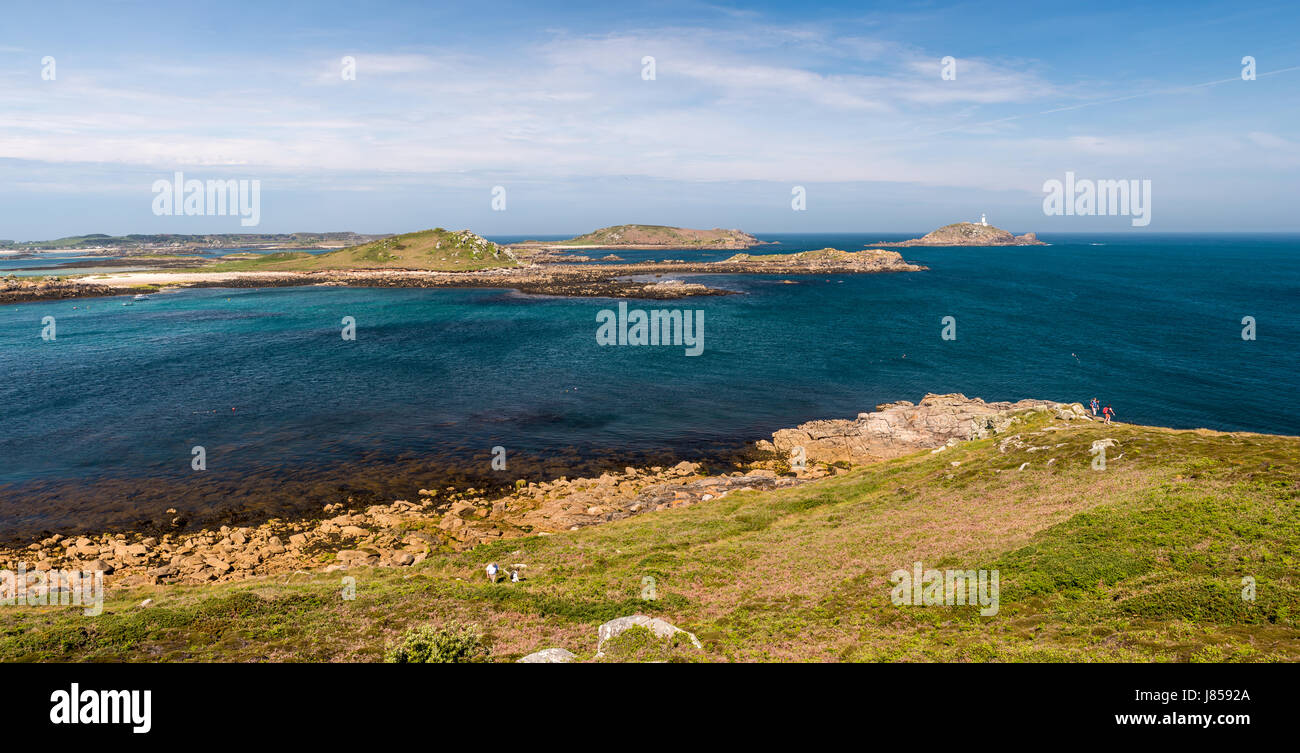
left=1, top=233, right=1296, bottom=539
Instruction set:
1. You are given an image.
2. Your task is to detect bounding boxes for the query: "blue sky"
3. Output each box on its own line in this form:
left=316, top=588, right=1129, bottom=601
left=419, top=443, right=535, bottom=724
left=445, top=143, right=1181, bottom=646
left=1, top=0, right=1298, bottom=239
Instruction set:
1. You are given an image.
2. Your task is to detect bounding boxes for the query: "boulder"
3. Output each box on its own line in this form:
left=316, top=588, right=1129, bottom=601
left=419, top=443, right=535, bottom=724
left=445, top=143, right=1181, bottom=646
left=518, top=648, right=577, bottom=663
left=595, top=615, right=702, bottom=656
left=337, top=549, right=378, bottom=566
left=85, top=559, right=114, bottom=574
left=203, top=557, right=232, bottom=574
left=670, top=461, right=701, bottom=476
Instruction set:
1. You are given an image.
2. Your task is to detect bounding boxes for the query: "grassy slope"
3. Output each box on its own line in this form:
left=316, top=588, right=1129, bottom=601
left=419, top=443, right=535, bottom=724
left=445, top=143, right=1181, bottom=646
left=202, top=229, right=518, bottom=272
left=2, top=412, right=1297, bottom=662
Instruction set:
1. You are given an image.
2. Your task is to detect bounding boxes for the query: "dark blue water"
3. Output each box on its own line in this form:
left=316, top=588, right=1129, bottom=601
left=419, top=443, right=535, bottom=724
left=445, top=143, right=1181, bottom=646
left=1, top=233, right=1296, bottom=536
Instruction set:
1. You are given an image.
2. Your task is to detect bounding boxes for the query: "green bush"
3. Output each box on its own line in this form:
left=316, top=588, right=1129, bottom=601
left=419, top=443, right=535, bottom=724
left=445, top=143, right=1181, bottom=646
left=383, top=622, right=490, bottom=663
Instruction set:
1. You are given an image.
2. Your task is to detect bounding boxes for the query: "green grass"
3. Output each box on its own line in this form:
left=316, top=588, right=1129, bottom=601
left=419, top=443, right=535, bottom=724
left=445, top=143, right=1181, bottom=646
left=2, top=415, right=1296, bottom=662
left=202, top=229, right=518, bottom=273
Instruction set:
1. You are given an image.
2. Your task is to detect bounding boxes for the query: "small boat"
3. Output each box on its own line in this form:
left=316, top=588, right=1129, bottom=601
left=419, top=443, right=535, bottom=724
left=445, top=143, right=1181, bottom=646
left=133, top=294, right=149, bottom=301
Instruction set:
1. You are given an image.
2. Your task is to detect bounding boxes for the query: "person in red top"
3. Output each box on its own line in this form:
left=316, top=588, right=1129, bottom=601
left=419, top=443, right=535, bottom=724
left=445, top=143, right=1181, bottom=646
left=1102, top=405, right=1114, bottom=424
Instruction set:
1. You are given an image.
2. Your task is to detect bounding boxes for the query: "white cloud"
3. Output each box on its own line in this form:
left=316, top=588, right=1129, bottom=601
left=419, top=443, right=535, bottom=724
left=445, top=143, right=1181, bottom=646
left=0, top=22, right=1291, bottom=200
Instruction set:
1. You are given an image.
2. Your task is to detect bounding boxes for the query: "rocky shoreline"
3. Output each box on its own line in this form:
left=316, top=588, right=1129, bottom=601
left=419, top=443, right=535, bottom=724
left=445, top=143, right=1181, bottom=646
left=0, top=394, right=1092, bottom=592
left=0, top=277, right=121, bottom=304
left=2, top=249, right=924, bottom=304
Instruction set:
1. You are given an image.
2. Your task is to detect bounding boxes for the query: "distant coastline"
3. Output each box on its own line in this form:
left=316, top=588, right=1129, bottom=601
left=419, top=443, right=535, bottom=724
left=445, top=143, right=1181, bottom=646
left=1, top=227, right=925, bottom=304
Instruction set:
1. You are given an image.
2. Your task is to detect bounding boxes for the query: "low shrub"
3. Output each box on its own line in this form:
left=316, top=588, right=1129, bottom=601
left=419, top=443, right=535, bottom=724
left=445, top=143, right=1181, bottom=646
left=384, top=621, right=490, bottom=663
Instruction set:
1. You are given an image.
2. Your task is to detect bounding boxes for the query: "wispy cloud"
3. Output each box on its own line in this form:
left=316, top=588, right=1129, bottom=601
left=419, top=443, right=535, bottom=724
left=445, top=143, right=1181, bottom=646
left=0, top=24, right=1066, bottom=187
left=1, top=2, right=1298, bottom=234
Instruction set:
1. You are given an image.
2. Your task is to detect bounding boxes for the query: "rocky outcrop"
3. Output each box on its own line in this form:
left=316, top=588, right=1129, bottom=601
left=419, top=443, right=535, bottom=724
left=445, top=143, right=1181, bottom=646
left=758, top=393, right=1091, bottom=463
left=595, top=615, right=702, bottom=657
left=871, top=223, right=1045, bottom=247
left=517, top=616, right=702, bottom=662
left=717, top=247, right=924, bottom=273
left=0, top=276, right=119, bottom=304
left=505, top=461, right=814, bottom=535
left=518, top=648, right=576, bottom=663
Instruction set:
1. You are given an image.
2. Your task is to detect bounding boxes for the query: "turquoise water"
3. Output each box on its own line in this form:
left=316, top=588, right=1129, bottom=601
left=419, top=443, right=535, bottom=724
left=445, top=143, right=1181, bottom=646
left=0, top=246, right=335, bottom=276
left=0, top=252, right=106, bottom=276
left=1, top=233, right=1296, bottom=537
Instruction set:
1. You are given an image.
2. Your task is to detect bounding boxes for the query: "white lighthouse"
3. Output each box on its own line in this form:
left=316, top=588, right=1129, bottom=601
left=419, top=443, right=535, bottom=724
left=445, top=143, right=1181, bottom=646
left=979, top=213, right=988, bottom=226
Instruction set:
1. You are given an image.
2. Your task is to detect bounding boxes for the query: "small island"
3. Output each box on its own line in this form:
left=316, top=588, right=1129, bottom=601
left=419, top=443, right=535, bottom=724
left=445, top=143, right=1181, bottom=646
left=870, top=221, right=1044, bottom=247
left=513, top=224, right=763, bottom=250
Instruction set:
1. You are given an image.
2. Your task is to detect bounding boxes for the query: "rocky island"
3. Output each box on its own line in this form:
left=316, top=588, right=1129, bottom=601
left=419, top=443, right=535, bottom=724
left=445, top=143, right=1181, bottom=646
left=871, top=222, right=1044, bottom=247
left=512, top=224, right=763, bottom=250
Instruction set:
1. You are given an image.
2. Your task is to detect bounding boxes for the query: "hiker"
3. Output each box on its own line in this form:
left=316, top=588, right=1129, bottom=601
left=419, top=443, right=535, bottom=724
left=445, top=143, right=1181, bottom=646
left=1102, top=405, right=1114, bottom=424
left=486, top=562, right=499, bottom=583
left=1089, top=397, right=1099, bottom=416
